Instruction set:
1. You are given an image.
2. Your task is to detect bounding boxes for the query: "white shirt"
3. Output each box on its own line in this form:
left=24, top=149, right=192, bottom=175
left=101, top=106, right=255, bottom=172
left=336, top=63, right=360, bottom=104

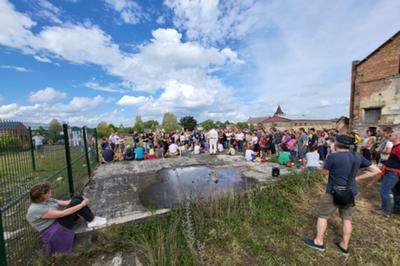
left=32, top=135, right=44, bottom=146
left=251, top=136, right=258, bottom=145
left=245, top=149, right=254, bottom=161
left=236, top=132, right=244, bottom=141
left=218, top=143, right=224, bottom=152
left=380, top=140, right=393, bottom=161
left=193, top=145, right=200, bottom=155
left=306, top=151, right=320, bottom=167
left=209, top=129, right=218, bottom=139
left=168, top=143, right=178, bottom=153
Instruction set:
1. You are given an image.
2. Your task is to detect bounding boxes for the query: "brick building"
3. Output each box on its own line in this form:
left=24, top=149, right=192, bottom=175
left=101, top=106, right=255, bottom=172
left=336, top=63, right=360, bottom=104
left=349, top=31, right=400, bottom=135
left=248, top=106, right=348, bottom=132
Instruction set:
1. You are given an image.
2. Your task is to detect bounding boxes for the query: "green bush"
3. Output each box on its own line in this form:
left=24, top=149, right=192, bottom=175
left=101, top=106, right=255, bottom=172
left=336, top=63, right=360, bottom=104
left=0, top=135, right=24, bottom=151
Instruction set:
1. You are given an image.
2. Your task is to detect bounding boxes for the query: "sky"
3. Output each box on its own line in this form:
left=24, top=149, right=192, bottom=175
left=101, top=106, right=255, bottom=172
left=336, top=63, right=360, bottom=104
left=0, top=0, right=399, bottom=127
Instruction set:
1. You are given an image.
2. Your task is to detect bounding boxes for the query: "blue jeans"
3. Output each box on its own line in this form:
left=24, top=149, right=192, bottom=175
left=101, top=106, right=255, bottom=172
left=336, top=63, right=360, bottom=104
left=380, top=171, right=400, bottom=213
left=237, top=140, right=243, bottom=152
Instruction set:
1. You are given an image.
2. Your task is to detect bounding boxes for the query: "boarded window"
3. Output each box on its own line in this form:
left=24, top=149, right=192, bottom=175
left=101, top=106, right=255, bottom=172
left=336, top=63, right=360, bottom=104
left=364, top=108, right=381, bottom=123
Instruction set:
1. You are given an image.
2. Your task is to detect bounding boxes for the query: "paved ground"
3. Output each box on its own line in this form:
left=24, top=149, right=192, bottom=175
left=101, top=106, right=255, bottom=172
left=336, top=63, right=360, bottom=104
left=76, top=154, right=289, bottom=233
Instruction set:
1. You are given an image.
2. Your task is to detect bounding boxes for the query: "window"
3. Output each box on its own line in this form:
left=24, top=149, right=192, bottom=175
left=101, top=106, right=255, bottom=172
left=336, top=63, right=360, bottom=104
left=364, top=108, right=381, bottom=123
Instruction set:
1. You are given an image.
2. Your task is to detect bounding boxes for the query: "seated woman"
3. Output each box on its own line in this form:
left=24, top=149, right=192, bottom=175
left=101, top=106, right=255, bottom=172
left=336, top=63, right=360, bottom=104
left=278, top=143, right=293, bottom=167
left=303, top=145, right=320, bottom=171
left=123, top=145, right=134, bottom=160
left=26, top=183, right=106, bottom=256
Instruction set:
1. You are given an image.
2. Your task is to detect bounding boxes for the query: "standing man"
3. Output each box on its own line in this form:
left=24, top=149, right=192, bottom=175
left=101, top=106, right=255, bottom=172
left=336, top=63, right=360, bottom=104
left=32, top=132, right=45, bottom=159
left=235, top=130, right=245, bottom=153
left=208, top=126, right=218, bottom=155
left=376, top=127, right=393, bottom=166
left=375, top=130, right=400, bottom=216
left=304, top=135, right=380, bottom=255
left=297, top=128, right=308, bottom=160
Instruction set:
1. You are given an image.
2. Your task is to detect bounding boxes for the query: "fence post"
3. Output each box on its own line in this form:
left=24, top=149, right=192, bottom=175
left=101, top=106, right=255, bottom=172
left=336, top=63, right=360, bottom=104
left=94, top=129, right=99, bottom=163
left=82, top=127, right=91, bottom=177
left=63, top=124, right=74, bottom=197
left=0, top=211, right=7, bottom=266
left=28, top=127, right=36, bottom=171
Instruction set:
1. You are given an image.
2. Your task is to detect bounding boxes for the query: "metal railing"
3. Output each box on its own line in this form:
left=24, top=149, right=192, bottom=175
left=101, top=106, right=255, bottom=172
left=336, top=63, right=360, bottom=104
left=0, top=121, right=99, bottom=265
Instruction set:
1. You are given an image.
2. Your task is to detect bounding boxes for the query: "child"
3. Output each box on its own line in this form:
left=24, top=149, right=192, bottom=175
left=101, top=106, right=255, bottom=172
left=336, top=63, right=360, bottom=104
left=244, top=145, right=256, bottom=161
left=146, top=144, right=157, bottom=159
left=134, top=143, right=145, bottom=161
left=303, top=145, right=320, bottom=170
left=217, top=142, right=224, bottom=153
left=193, top=141, right=201, bottom=155
left=226, top=144, right=236, bottom=155
left=278, top=143, right=292, bottom=166
left=123, top=145, right=134, bottom=160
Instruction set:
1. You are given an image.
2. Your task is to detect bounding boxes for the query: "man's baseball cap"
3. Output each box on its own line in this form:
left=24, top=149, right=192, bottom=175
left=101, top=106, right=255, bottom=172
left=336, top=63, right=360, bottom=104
left=336, top=135, right=355, bottom=146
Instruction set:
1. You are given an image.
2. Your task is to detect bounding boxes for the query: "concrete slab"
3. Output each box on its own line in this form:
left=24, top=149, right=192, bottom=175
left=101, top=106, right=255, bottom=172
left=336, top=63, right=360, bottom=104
left=77, top=153, right=286, bottom=233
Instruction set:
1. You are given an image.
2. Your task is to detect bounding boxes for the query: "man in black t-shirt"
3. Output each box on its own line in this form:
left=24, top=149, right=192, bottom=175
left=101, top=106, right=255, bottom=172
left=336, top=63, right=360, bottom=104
left=304, top=135, right=380, bottom=255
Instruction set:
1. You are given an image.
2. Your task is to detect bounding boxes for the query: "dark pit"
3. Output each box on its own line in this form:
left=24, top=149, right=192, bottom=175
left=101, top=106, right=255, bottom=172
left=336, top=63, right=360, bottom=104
left=139, top=166, right=257, bottom=209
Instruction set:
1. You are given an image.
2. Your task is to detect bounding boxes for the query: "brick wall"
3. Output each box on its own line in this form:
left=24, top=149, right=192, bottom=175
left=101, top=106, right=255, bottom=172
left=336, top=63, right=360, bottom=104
left=351, top=32, right=400, bottom=136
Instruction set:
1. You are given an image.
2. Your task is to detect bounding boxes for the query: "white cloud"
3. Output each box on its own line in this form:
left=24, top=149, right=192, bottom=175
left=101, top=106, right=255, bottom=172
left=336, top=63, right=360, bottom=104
left=164, top=0, right=264, bottom=45
left=104, top=0, right=142, bottom=24
left=0, top=95, right=106, bottom=125
left=62, top=95, right=104, bottom=111
left=0, top=65, right=30, bottom=72
left=33, top=55, right=52, bottom=63
left=36, top=0, right=62, bottom=24
left=84, top=81, right=130, bottom=93
left=29, top=87, right=67, bottom=103
left=117, top=95, right=152, bottom=106
left=156, top=16, right=165, bottom=24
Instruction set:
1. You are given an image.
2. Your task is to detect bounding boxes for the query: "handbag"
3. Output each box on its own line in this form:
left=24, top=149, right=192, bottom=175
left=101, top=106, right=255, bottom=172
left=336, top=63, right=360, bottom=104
left=332, top=153, right=356, bottom=208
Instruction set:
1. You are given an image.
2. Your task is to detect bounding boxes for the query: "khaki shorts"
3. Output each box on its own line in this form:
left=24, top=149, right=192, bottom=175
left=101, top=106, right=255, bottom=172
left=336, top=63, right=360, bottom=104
left=316, top=193, right=352, bottom=220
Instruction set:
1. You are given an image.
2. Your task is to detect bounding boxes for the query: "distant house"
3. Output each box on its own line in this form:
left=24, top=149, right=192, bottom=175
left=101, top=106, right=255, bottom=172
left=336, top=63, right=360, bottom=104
left=247, top=106, right=348, bottom=132
left=0, top=121, right=29, bottom=143
left=349, top=31, right=400, bottom=135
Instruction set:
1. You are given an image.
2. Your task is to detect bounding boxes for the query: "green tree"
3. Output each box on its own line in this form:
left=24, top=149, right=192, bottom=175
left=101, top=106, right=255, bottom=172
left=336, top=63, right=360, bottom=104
left=108, top=123, right=117, bottom=133
left=48, top=119, right=62, bottom=141
left=143, top=120, right=159, bottom=131
left=133, top=115, right=143, bottom=133
left=236, top=122, right=249, bottom=130
left=215, top=121, right=226, bottom=129
left=200, top=119, right=215, bottom=131
left=179, top=115, right=197, bottom=131
left=117, top=124, right=125, bottom=135
left=96, top=121, right=110, bottom=138
left=162, top=112, right=180, bottom=132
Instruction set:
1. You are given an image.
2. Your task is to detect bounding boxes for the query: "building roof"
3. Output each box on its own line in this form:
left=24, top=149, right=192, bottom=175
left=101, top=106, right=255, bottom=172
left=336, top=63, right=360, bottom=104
left=357, top=30, right=400, bottom=66
left=0, top=121, right=28, bottom=131
left=261, top=116, right=292, bottom=123
left=274, top=105, right=285, bottom=116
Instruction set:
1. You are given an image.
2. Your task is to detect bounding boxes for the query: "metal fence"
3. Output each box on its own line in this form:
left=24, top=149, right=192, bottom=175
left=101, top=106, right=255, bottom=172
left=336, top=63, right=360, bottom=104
left=0, top=121, right=99, bottom=265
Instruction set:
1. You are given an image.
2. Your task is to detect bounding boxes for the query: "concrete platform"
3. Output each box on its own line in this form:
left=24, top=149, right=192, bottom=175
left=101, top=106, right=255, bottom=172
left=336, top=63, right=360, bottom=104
left=76, top=154, right=289, bottom=233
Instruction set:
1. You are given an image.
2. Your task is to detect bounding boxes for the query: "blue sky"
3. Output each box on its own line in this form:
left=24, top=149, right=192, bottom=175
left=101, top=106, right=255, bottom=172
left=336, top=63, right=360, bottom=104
left=0, top=0, right=399, bottom=126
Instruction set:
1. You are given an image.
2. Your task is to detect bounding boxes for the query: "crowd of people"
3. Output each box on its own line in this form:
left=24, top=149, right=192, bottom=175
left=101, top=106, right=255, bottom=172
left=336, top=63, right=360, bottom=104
left=27, top=124, right=400, bottom=257
left=99, top=127, right=343, bottom=164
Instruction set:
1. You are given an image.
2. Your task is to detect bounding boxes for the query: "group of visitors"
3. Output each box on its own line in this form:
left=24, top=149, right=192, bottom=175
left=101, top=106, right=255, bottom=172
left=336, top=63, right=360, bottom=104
left=304, top=126, right=400, bottom=256
left=27, top=124, right=400, bottom=258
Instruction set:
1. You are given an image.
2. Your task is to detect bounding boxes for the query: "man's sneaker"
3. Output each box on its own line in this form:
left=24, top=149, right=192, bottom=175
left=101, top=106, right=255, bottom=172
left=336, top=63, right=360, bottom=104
left=373, top=209, right=391, bottom=218
left=87, top=216, right=107, bottom=228
left=334, top=241, right=349, bottom=256
left=303, top=239, right=325, bottom=252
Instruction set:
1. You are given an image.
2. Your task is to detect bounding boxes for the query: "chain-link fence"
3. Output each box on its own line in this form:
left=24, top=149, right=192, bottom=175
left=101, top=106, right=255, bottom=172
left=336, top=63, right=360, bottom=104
left=0, top=121, right=99, bottom=265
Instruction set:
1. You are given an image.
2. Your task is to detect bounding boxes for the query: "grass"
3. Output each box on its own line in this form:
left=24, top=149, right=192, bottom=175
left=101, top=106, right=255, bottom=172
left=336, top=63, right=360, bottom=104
left=40, top=169, right=400, bottom=266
